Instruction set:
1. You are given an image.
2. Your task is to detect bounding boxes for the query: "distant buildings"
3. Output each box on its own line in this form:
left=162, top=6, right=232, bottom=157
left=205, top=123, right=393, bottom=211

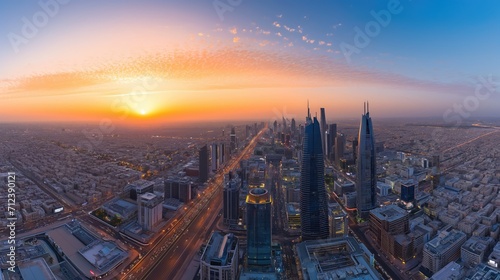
left=230, top=127, right=237, bottom=152
left=300, top=114, right=329, bottom=241
left=246, top=188, right=272, bottom=266
left=461, top=236, right=494, bottom=267
left=356, top=103, right=377, bottom=219
left=164, top=177, right=192, bottom=203
left=422, top=228, right=467, bottom=275
left=137, top=193, right=163, bottom=231
left=200, top=232, right=239, bottom=280
left=199, top=145, right=210, bottom=183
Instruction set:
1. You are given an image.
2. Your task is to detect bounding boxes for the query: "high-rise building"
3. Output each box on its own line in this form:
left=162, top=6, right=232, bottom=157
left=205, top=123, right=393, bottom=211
left=230, top=127, right=237, bottom=152
left=300, top=114, right=329, bottom=241
left=246, top=188, right=272, bottom=266
left=401, top=183, right=415, bottom=203
left=211, top=143, right=219, bottom=172
left=137, top=193, right=163, bottom=231
left=223, top=173, right=240, bottom=225
left=199, top=145, right=210, bottom=183
left=356, top=103, right=377, bottom=219
left=127, top=179, right=155, bottom=201
left=320, top=108, right=327, bottom=155
left=369, top=205, right=412, bottom=261
left=200, top=232, right=239, bottom=280
left=328, top=123, right=337, bottom=161
left=291, top=118, right=297, bottom=136
left=164, top=177, right=192, bottom=203
left=335, top=133, right=345, bottom=167
left=330, top=205, right=348, bottom=238
left=422, top=228, right=467, bottom=275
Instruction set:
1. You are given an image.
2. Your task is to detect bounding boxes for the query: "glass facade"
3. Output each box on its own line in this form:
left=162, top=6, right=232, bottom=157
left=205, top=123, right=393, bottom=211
left=246, top=188, right=272, bottom=266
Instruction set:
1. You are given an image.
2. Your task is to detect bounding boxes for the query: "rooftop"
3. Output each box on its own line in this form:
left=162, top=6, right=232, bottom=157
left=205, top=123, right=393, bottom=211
left=370, top=204, right=408, bottom=222
left=201, top=232, right=238, bottom=267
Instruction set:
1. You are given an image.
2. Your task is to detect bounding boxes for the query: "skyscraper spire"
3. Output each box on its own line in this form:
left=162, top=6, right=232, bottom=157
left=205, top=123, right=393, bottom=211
left=367, top=101, right=370, bottom=114
left=306, top=100, right=312, bottom=124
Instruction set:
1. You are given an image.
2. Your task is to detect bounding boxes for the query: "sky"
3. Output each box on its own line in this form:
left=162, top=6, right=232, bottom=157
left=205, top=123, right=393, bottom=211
left=1, top=0, right=499, bottom=125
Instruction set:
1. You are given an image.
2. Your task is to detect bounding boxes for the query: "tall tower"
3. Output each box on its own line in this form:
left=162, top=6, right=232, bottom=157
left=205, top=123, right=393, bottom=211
left=199, top=145, right=210, bottom=183
left=211, top=143, right=219, bottom=172
left=246, top=188, right=272, bottom=266
left=320, top=108, right=327, bottom=157
left=230, top=127, right=237, bottom=152
left=300, top=117, right=329, bottom=241
left=223, top=173, right=240, bottom=225
left=356, top=102, right=377, bottom=219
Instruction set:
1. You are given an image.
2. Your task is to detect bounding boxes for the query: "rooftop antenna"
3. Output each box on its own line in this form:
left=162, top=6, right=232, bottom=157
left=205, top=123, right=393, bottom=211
left=367, top=101, right=369, bottom=113
left=364, top=102, right=366, bottom=114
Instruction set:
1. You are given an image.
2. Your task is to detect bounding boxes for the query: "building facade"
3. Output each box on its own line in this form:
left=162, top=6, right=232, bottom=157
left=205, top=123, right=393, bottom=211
left=246, top=188, right=272, bottom=266
left=356, top=103, right=377, bottom=219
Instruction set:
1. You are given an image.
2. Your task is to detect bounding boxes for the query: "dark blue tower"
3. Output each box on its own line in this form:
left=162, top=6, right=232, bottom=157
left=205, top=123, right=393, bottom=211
left=300, top=109, right=329, bottom=240
left=356, top=102, right=377, bottom=219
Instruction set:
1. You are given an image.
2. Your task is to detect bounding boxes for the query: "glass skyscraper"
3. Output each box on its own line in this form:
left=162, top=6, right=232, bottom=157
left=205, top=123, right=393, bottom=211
left=246, top=188, right=272, bottom=266
left=356, top=103, right=377, bottom=219
left=300, top=116, right=329, bottom=241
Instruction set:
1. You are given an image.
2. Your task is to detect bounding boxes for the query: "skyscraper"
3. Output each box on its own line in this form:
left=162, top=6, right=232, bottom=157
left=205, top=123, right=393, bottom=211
left=328, top=123, right=337, bottom=161
left=352, top=137, right=358, bottom=165
left=223, top=173, right=240, bottom=225
left=211, top=143, right=219, bottom=172
left=320, top=108, right=327, bottom=156
left=230, top=127, right=237, bottom=152
left=335, top=133, right=345, bottom=167
left=246, top=188, right=272, bottom=266
left=300, top=113, right=329, bottom=241
left=356, top=103, right=377, bottom=219
left=199, top=145, right=210, bottom=183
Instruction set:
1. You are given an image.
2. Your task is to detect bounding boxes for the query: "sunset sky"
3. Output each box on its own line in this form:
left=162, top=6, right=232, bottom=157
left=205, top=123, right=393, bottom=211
left=1, top=0, right=499, bottom=125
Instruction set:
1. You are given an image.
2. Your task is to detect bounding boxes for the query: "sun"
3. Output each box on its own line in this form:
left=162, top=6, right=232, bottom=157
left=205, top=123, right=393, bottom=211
left=139, top=109, right=147, bottom=115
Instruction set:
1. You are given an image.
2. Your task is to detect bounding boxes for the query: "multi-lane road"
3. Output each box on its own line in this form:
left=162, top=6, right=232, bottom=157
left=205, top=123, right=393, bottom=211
left=121, top=127, right=266, bottom=280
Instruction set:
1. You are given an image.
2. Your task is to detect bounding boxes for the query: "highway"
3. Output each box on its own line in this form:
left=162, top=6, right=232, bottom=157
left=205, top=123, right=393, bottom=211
left=120, top=127, right=266, bottom=280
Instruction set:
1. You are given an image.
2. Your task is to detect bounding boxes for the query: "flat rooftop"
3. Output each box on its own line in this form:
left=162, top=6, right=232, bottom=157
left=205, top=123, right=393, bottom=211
left=129, top=179, right=155, bottom=190
left=370, top=205, right=407, bottom=222
left=425, top=229, right=467, bottom=255
left=18, top=258, right=57, bottom=280
left=296, top=237, right=381, bottom=280
left=202, top=232, right=238, bottom=266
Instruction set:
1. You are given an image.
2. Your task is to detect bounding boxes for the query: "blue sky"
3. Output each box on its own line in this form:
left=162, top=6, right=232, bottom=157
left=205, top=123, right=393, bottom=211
left=1, top=0, right=499, bottom=122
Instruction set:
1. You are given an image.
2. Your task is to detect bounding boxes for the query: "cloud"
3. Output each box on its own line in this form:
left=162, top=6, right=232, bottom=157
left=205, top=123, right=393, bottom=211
left=229, top=27, right=237, bottom=35
left=233, top=37, right=240, bottom=43
left=273, top=21, right=281, bottom=28
left=0, top=46, right=477, bottom=100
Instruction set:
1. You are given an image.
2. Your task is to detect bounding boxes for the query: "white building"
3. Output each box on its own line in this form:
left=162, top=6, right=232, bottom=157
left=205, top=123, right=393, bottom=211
left=138, top=193, right=163, bottom=231
left=201, top=232, right=239, bottom=280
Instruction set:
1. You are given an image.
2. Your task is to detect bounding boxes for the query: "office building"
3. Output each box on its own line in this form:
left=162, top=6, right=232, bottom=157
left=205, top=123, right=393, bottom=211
left=300, top=113, right=329, bottom=241
left=422, top=228, right=467, bottom=275
left=401, top=183, right=415, bottom=203
left=164, top=177, right=192, bottom=203
left=138, top=193, right=163, bottom=231
left=369, top=205, right=412, bottom=261
left=335, top=133, right=345, bottom=167
left=223, top=173, right=240, bottom=225
left=330, top=205, right=348, bottom=238
left=230, top=127, right=237, bottom=152
left=328, top=123, right=337, bottom=161
left=199, top=145, right=210, bottom=183
left=296, top=237, right=381, bottom=280
left=356, top=103, right=377, bottom=219
left=246, top=188, right=272, bottom=266
left=320, top=107, right=327, bottom=155
left=201, top=232, right=239, bottom=280
left=126, top=179, right=155, bottom=200
left=461, top=236, right=494, bottom=267
left=211, top=143, right=219, bottom=171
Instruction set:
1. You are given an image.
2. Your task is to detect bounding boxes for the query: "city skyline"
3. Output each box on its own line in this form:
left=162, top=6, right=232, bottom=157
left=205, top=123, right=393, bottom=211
left=1, top=1, right=500, bottom=125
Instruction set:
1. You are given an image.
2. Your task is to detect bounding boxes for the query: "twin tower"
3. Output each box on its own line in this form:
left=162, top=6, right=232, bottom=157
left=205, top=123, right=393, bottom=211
left=300, top=103, right=376, bottom=241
